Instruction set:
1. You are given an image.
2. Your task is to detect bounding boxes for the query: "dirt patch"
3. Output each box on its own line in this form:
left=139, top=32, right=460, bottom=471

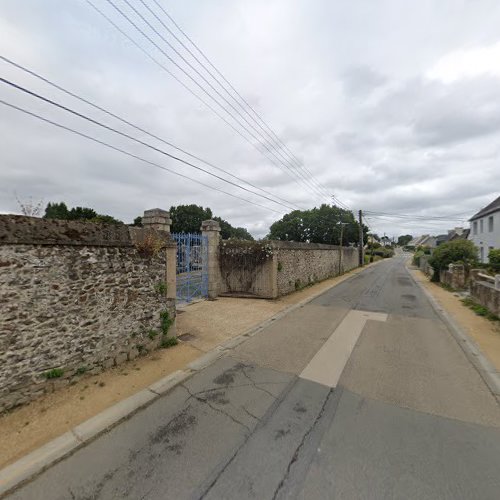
left=412, top=270, right=500, bottom=371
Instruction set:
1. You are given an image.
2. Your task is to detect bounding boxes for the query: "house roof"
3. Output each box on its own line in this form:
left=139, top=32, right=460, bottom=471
left=407, top=235, right=427, bottom=246
left=469, top=195, right=500, bottom=221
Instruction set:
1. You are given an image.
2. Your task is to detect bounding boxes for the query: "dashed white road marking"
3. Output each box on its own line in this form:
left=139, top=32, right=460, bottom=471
left=300, top=310, right=388, bottom=388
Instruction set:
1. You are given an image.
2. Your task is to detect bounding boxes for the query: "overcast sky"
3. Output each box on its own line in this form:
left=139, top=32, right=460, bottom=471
left=1, top=0, right=500, bottom=238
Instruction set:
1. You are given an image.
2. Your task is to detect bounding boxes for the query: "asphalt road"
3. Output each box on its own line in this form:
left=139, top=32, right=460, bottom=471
left=9, top=255, right=500, bottom=499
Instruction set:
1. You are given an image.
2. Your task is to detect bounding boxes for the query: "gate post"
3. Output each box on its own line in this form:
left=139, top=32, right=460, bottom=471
left=201, top=219, right=221, bottom=299
left=142, top=209, right=176, bottom=334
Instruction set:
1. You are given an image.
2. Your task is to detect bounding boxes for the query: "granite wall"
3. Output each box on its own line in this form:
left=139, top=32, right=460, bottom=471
left=0, top=215, right=176, bottom=413
left=274, top=241, right=358, bottom=296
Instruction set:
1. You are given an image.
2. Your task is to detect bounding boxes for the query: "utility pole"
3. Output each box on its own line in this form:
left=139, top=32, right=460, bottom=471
left=358, top=209, right=364, bottom=267
left=338, top=222, right=348, bottom=275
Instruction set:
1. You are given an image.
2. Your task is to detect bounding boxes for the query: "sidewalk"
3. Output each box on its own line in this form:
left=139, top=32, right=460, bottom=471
left=0, top=263, right=374, bottom=469
left=411, top=269, right=500, bottom=372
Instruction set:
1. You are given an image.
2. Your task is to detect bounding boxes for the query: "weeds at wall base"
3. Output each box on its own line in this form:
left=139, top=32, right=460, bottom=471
left=160, top=336, right=178, bottom=349
left=43, top=368, right=64, bottom=379
left=461, top=297, right=500, bottom=322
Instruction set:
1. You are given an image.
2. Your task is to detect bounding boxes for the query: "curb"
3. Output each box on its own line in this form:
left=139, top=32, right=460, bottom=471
left=0, top=369, right=193, bottom=497
left=0, top=261, right=380, bottom=497
left=407, top=267, right=500, bottom=405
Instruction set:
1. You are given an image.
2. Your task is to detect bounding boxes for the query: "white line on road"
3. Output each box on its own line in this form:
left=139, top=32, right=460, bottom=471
left=300, top=310, right=388, bottom=388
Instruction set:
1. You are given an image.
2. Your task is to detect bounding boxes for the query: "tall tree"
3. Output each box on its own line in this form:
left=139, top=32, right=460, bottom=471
left=213, top=216, right=254, bottom=240
left=68, top=206, right=97, bottom=220
left=397, top=234, right=413, bottom=246
left=268, top=204, right=366, bottom=245
left=44, top=202, right=70, bottom=219
left=169, top=204, right=213, bottom=234
left=43, top=202, right=122, bottom=224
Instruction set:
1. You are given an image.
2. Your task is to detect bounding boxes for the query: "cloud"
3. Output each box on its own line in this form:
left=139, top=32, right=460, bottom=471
left=1, top=0, right=500, bottom=239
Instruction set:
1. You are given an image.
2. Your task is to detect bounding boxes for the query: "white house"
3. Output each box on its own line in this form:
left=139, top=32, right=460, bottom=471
left=468, top=195, right=500, bottom=263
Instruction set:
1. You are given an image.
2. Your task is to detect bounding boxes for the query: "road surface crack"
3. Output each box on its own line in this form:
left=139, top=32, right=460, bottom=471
left=182, top=384, right=251, bottom=432
left=241, top=405, right=260, bottom=421
left=240, top=366, right=278, bottom=400
left=272, top=388, right=334, bottom=500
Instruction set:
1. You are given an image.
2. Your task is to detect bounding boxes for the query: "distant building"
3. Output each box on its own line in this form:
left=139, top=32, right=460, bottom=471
left=468, top=195, right=500, bottom=263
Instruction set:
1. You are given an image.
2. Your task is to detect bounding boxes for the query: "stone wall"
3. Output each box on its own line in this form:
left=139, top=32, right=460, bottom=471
left=215, top=239, right=359, bottom=299
left=470, top=271, right=500, bottom=316
left=274, top=242, right=358, bottom=296
left=0, top=215, right=176, bottom=413
left=419, top=255, right=434, bottom=277
left=440, top=263, right=467, bottom=289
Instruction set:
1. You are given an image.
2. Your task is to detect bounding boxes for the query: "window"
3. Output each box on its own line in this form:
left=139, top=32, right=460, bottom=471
left=480, top=246, right=484, bottom=262
left=480, top=219, right=484, bottom=233
left=473, top=221, right=478, bottom=235
left=488, top=216, right=494, bottom=232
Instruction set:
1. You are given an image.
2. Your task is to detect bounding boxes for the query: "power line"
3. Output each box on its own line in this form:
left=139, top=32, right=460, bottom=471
left=0, top=75, right=300, bottom=212
left=143, top=0, right=333, bottom=200
left=1, top=55, right=302, bottom=211
left=102, top=0, right=327, bottom=201
left=364, top=211, right=468, bottom=221
left=0, top=98, right=285, bottom=214
left=84, top=0, right=312, bottom=198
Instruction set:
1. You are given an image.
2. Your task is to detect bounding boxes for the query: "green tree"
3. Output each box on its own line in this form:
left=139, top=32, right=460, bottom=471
left=488, top=248, right=500, bottom=271
left=268, top=204, right=366, bottom=245
left=132, top=216, right=143, bottom=227
left=169, top=204, right=213, bottom=233
left=213, top=216, right=254, bottom=240
left=44, top=202, right=70, bottom=219
left=44, top=202, right=122, bottom=224
left=68, top=206, right=97, bottom=220
left=397, top=234, right=413, bottom=246
left=428, top=239, right=478, bottom=282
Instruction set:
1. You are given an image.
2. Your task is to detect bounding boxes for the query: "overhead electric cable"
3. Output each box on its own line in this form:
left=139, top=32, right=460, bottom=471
left=0, top=76, right=299, bottom=212
left=0, top=99, right=284, bottom=214
left=0, top=55, right=302, bottom=211
left=84, top=0, right=312, bottom=196
left=103, top=0, right=327, bottom=200
left=142, top=0, right=332, bottom=200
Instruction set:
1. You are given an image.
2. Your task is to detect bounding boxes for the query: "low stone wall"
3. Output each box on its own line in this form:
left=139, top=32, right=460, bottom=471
left=470, top=271, right=500, bottom=316
left=0, top=215, right=176, bottom=413
left=440, top=263, right=467, bottom=289
left=216, top=239, right=359, bottom=299
left=274, top=241, right=358, bottom=296
left=419, top=255, right=434, bottom=277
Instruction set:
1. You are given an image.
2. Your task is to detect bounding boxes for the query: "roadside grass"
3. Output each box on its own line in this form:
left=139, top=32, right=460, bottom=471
left=461, top=297, right=500, bottom=322
left=439, top=282, right=455, bottom=293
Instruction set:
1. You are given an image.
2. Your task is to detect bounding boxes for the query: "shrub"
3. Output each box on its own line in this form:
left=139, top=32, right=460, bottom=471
left=413, top=250, right=425, bottom=266
left=160, top=310, right=173, bottom=335
left=428, top=239, right=477, bottom=282
left=155, top=282, right=167, bottom=295
left=373, top=247, right=394, bottom=258
left=160, top=336, right=178, bottom=348
left=461, top=297, right=499, bottom=321
left=43, top=368, right=64, bottom=379
left=489, top=248, right=500, bottom=271
left=134, top=231, right=165, bottom=258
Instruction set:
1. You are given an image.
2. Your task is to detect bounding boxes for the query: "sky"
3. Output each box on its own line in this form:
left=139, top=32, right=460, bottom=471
left=1, top=0, right=500, bottom=239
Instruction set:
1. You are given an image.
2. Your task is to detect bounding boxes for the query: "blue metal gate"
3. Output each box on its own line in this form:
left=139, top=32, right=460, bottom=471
left=172, top=233, right=208, bottom=303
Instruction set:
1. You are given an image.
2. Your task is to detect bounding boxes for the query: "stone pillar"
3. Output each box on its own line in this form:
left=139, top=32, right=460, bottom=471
left=141, top=208, right=176, bottom=335
left=201, top=219, right=221, bottom=299
left=142, top=208, right=172, bottom=233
